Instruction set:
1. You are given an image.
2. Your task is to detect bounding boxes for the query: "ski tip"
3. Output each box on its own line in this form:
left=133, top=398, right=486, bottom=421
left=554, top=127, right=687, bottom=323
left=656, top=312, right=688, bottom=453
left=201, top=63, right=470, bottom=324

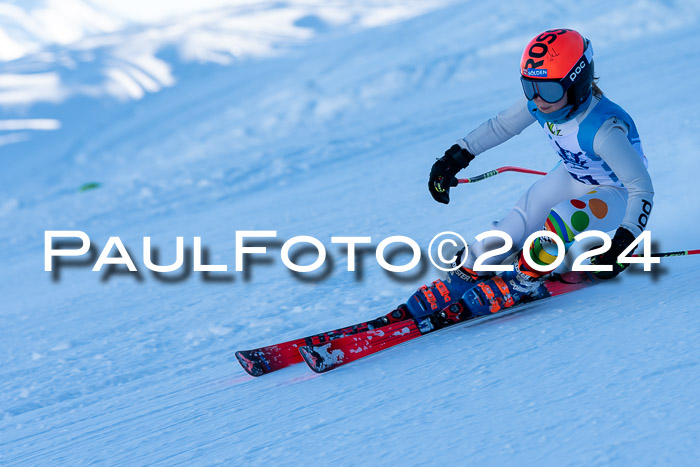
left=298, top=345, right=332, bottom=374
left=235, top=350, right=266, bottom=377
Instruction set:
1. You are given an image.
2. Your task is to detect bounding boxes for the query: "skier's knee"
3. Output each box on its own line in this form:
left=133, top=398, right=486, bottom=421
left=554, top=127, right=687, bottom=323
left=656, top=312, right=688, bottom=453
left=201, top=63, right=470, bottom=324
left=526, top=208, right=575, bottom=267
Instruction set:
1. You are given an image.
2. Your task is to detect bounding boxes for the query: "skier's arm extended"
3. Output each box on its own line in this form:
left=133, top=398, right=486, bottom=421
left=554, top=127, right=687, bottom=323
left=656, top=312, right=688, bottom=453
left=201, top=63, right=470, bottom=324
left=428, top=99, right=536, bottom=204
left=594, top=118, right=654, bottom=236
left=458, top=98, right=536, bottom=155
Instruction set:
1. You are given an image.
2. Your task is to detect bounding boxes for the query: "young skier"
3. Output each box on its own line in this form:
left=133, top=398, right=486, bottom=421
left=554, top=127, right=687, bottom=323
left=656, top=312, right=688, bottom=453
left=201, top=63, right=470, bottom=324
left=383, top=28, right=654, bottom=322
left=235, top=28, right=659, bottom=376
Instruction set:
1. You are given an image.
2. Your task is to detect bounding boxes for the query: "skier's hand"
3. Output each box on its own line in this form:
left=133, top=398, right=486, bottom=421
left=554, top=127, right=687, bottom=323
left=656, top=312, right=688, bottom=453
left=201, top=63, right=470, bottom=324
left=591, top=227, right=636, bottom=280
left=428, top=144, right=474, bottom=204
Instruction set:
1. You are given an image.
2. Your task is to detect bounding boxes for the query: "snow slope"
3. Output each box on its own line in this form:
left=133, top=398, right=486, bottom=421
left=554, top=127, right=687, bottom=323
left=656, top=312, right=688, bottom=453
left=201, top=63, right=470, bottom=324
left=1, top=0, right=699, bottom=464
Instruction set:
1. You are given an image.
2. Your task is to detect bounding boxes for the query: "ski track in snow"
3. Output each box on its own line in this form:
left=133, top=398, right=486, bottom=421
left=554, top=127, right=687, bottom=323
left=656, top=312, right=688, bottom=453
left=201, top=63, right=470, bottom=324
left=1, top=0, right=699, bottom=464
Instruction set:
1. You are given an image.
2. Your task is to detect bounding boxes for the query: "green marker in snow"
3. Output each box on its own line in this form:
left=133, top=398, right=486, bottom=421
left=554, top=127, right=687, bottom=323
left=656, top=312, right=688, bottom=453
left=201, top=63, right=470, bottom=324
left=79, top=182, right=101, bottom=192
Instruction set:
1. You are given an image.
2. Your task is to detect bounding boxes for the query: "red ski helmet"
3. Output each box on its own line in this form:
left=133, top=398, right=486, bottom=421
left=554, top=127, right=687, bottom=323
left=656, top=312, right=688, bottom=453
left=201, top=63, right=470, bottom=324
left=520, top=29, right=594, bottom=105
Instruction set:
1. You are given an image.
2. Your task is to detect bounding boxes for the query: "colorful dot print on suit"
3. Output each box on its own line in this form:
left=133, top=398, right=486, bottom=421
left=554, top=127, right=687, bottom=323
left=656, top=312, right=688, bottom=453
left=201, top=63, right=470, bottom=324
left=531, top=191, right=618, bottom=266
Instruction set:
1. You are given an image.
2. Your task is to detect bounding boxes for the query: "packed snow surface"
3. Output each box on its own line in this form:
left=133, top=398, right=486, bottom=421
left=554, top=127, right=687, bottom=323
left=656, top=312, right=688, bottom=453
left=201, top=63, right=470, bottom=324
left=1, top=0, right=698, bottom=464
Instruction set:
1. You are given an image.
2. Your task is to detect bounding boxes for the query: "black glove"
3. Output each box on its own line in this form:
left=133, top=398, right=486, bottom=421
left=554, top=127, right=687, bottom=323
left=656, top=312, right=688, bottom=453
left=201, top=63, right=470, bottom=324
left=591, top=227, right=637, bottom=280
left=428, top=144, right=474, bottom=204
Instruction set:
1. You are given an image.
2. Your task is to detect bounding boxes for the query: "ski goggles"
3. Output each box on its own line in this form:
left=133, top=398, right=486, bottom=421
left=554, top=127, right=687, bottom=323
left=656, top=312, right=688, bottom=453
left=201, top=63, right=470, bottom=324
left=520, top=41, right=593, bottom=103
left=520, top=77, right=570, bottom=103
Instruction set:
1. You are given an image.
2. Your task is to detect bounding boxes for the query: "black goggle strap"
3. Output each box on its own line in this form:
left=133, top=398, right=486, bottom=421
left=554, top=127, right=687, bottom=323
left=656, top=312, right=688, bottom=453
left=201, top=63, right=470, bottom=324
left=563, top=39, right=594, bottom=85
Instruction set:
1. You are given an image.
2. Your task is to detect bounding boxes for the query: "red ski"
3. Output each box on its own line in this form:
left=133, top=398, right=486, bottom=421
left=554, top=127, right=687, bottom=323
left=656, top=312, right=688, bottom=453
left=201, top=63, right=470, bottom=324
left=235, top=338, right=307, bottom=377
left=299, top=272, right=597, bottom=373
left=299, top=320, right=423, bottom=373
left=235, top=318, right=388, bottom=376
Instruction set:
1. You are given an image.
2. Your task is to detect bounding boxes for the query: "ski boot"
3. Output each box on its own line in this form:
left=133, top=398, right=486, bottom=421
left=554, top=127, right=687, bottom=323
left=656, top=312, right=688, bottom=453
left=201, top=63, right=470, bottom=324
left=370, top=304, right=413, bottom=327
left=373, top=248, right=491, bottom=325
left=403, top=263, right=488, bottom=319
left=461, top=256, right=549, bottom=316
left=433, top=299, right=473, bottom=327
left=372, top=291, right=476, bottom=329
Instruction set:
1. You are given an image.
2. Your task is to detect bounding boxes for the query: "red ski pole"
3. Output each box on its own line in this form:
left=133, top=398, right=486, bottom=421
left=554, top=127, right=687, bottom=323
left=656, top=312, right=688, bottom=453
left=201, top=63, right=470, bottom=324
left=642, top=249, right=700, bottom=258
left=457, top=166, right=547, bottom=184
